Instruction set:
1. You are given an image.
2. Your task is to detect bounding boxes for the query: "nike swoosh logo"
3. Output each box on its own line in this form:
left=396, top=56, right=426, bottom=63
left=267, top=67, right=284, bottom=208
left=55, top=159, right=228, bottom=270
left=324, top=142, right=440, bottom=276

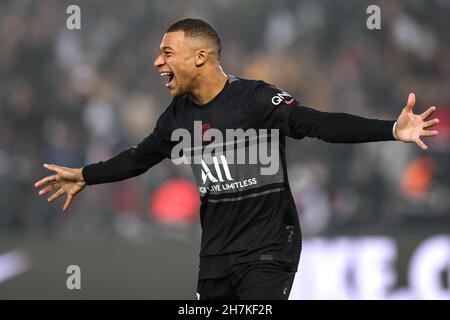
left=284, top=99, right=295, bottom=105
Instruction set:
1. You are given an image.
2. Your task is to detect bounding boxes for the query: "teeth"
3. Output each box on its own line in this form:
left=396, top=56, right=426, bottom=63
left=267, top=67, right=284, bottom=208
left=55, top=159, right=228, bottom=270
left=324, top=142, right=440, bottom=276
left=160, top=72, right=174, bottom=88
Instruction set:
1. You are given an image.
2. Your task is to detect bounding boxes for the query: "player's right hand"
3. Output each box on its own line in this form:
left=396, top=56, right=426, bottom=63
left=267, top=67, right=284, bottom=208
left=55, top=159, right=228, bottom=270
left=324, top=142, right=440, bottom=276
left=34, top=164, right=86, bottom=212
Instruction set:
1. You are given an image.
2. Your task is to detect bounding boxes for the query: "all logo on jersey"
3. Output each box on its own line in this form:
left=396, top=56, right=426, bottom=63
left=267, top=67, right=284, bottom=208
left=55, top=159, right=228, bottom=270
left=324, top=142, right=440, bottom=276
left=201, top=155, right=233, bottom=184
left=271, top=91, right=295, bottom=106
left=199, top=155, right=258, bottom=196
left=198, top=155, right=259, bottom=195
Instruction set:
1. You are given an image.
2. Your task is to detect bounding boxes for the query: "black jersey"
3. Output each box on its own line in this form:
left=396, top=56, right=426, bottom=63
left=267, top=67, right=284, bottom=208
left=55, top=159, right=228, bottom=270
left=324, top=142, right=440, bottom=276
left=82, top=76, right=396, bottom=279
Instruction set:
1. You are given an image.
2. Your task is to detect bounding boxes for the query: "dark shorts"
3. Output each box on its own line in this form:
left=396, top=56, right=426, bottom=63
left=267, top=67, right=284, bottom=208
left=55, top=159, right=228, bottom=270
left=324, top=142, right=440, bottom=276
left=197, top=261, right=296, bottom=300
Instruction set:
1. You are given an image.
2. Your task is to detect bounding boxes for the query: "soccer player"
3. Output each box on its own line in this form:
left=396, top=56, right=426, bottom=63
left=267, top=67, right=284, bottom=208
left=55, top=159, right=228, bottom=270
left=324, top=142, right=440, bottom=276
left=34, top=19, right=439, bottom=300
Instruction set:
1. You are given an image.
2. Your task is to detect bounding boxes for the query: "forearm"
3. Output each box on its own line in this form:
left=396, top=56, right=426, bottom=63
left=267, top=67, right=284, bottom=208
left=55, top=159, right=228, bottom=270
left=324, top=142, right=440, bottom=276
left=82, top=129, right=172, bottom=185
left=289, top=107, right=396, bottom=143
left=82, top=148, right=149, bottom=185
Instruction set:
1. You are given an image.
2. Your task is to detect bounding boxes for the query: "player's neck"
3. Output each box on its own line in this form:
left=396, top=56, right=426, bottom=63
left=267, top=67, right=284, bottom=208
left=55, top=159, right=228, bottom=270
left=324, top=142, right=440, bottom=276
left=189, top=66, right=228, bottom=105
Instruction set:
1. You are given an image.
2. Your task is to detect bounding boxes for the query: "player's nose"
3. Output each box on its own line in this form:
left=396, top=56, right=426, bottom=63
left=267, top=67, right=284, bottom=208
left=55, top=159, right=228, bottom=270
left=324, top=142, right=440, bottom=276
left=154, top=55, right=164, bottom=68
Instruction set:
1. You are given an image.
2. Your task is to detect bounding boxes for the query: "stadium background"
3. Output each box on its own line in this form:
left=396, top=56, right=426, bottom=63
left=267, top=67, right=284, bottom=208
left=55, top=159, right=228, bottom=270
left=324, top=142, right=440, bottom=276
left=0, top=0, right=449, bottom=299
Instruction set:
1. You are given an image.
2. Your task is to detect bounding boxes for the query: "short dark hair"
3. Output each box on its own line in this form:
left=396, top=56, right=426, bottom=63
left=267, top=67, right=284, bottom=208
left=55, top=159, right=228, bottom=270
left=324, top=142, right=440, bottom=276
left=166, top=18, right=222, bottom=59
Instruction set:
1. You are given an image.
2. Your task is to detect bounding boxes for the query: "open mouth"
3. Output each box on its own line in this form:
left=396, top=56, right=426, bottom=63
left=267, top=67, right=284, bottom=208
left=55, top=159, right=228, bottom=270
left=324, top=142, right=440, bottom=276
left=160, top=72, right=174, bottom=87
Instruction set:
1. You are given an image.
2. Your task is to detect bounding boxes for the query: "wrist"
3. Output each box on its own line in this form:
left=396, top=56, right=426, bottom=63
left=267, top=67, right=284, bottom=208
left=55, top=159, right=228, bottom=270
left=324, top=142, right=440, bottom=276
left=392, top=121, right=399, bottom=140
left=76, top=168, right=85, bottom=183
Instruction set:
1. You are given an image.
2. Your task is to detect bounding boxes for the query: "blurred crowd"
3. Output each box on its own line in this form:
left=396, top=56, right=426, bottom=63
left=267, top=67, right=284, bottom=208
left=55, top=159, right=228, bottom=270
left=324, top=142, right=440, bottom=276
left=0, top=0, right=449, bottom=238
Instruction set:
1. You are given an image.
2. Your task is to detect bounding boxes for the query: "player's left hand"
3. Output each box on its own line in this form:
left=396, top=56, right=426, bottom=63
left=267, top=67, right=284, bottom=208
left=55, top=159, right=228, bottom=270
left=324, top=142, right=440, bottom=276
left=394, top=93, right=439, bottom=150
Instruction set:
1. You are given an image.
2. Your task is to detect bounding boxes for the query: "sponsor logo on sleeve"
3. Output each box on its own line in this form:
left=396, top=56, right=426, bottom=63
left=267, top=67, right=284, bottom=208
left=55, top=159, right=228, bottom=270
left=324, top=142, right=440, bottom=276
left=271, top=91, right=295, bottom=106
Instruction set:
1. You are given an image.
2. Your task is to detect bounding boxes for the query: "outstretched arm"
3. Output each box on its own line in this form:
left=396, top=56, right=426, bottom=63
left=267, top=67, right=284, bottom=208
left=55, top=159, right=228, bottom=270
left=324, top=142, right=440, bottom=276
left=34, top=131, right=171, bottom=212
left=253, top=82, right=439, bottom=146
left=285, top=93, right=439, bottom=146
left=35, top=101, right=175, bottom=212
left=81, top=132, right=169, bottom=185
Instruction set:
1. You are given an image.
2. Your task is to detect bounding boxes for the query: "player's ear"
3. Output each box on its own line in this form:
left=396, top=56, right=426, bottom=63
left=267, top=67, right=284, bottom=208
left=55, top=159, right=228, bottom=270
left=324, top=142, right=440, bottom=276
left=195, top=48, right=208, bottom=67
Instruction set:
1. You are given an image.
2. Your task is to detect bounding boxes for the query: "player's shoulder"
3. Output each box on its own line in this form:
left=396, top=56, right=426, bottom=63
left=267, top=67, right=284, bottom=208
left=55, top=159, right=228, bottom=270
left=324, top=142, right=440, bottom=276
left=231, top=76, right=281, bottom=92
left=232, top=77, right=301, bottom=108
left=159, top=95, right=188, bottom=116
left=227, top=75, right=265, bottom=89
left=154, top=96, right=185, bottom=130
left=227, top=76, right=276, bottom=99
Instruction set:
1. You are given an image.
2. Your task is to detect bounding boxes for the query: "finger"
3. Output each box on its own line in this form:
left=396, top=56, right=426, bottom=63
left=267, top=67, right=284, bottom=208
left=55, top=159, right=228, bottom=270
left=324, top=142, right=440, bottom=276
left=423, top=118, right=440, bottom=128
left=420, top=106, right=436, bottom=120
left=63, top=194, right=74, bottom=212
left=421, top=130, right=439, bottom=137
left=38, top=183, right=59, bottom=196
left=415, top=138, right=428, bottom=150
left=34, top=175, right=57, bottom=188
left=43, top=163, right=64, bottom=174
left=405, top=93, right=416, bottom=112
left=48, top=188, right=65, bottom=203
